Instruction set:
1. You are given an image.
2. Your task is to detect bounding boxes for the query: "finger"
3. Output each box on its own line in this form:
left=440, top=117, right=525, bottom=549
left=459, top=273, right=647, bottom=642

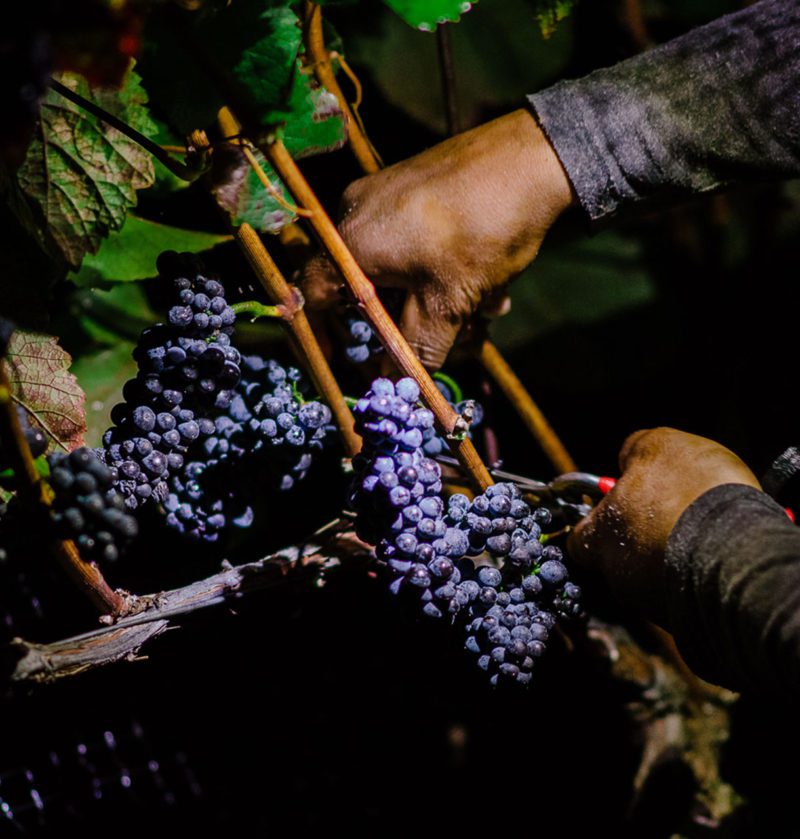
left=300, top=254, right=343, bottom=311
left=399, top=290, right=463, bottom=371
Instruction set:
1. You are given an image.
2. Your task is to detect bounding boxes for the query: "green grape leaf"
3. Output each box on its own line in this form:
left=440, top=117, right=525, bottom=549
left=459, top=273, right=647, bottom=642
left=139, top=2, right=303, bottom=135
left=282, top=75, right=347, bottom=159
left=383, top=0, right=476, bottom=31
left=232, top=5, right=304, bottom=125
left=530, top=0, right=575, bottom=37
left=69, top=215, right=231, bottom=287
left=210, top=144, right=296, bottom=233
left=5, top=331, right=86, bottom=453
left=16, top=68, right=156, bottom=271
left=70, top=283, right=158, bottom=348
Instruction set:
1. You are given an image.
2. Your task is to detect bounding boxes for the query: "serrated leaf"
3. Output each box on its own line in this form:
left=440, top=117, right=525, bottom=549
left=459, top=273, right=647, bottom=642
left=69, top=215, right=231, bottom=287
left=16, top=67, right=156, bottom=270
left=383, top=0, right=476, bottom=30
left=282, top=75, right=347, bottom=159
left=210, top=144, right=296, bottom=233
left=140, top=1, right=303, bottom=134
left=5, top=331, right=86, bottom=453
left=530, top=0, right=575, bottom=37
left=232, top=5, right=304, bottom=125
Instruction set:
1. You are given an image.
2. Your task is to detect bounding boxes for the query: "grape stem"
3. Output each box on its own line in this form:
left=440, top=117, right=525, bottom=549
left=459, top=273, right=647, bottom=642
left=0, top=360, right=125, bottom=617
left=233, top=221, right=361, bottom=458
left=231, top=301, right=283, bottom=321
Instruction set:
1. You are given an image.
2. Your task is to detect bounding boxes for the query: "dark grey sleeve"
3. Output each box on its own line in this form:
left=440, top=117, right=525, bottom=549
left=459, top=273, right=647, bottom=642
left=527, top=0, right=800, bottom=222
left=665, top=483, right=800, bottom=698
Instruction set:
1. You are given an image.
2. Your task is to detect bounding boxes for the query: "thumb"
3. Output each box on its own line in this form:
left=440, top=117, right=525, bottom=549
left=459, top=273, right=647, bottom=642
left=399, top=290, right=463, bottom=371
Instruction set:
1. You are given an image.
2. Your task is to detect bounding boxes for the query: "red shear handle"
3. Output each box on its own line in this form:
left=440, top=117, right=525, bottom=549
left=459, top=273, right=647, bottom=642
left=597, top=476, right=617, bottom=495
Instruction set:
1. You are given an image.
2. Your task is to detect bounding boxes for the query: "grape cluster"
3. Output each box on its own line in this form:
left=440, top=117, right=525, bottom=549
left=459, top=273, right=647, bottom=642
left=463, top=566, right=553, bottom=686
left=101, top=253, right=240, bottom=509
left=458, top=524, right=579, bottom=686
left=345, top=318, right=383, bottom=364
left=48, top=447, right=138, bottom=563
left=350, top=376, right=583, bottom=686
left=350, top=378, right=481, bottom=619
left=212, top=356, right=333, bottom=489
left=0, top=406, right=47, bottom=469
left=164, top=355, right=335, bottom=542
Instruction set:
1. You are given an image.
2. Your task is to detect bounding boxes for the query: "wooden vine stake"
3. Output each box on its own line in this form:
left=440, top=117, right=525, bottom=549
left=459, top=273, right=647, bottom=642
left=0, top=361, right=124, bottom=617
left=262, top=138, right=493, bottom=492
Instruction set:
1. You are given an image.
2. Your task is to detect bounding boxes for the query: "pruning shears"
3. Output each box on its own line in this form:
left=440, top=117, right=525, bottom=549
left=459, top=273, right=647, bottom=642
left=438, top=454, right=798, bottom=525
left=435, top=456, right=617, bottom=524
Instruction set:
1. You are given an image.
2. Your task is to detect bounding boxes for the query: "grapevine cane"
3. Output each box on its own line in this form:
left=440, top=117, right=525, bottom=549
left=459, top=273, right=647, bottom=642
left=302, top=2, right=382, bottom=175
left=234, top=223, right=361, bottom=458
left=216, top=108, right=360, bottom=458
left=479, top=342, right=577, bottom=473
left=0, top=361, right=125, bottom=616
left=302, top=3, right=577, bottom=476
left=262, top=138, right=493, bottom=493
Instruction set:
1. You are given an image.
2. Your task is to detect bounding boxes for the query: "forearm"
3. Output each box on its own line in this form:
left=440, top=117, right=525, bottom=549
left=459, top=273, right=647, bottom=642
left=528, top=0, right=800, bottom=222
left=665, top=484, right=800, bottom=699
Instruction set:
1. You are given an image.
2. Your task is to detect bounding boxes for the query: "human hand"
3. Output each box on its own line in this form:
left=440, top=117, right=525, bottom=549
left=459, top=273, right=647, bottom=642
left=568, top=428, right=761, bottom=627
left=302, top=109, right=575, bottom=369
